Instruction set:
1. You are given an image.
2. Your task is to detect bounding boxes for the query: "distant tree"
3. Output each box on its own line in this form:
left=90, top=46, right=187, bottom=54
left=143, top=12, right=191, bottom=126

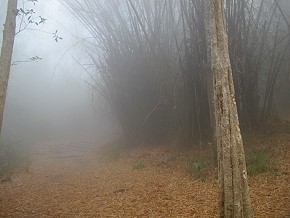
left=274, top=0, right=290, bottom=81
left=205, top=0, right=253, bottom=217
left=0, top=0, right=18, bottom=135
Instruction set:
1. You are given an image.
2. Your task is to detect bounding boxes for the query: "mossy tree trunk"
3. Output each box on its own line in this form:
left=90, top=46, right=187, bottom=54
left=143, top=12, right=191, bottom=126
left=0, top=0, right=18, bottom=135
left=205, top=0, right=253, bottom=217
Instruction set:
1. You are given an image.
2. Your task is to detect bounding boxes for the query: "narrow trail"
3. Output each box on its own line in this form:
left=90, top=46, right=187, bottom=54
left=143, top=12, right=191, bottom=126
left=29, top=139, right=103, bottom=158
left=28, top=140, right=100, bottom=165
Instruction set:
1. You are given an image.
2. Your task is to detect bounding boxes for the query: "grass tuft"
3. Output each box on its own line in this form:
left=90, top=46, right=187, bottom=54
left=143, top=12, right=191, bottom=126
left=188, top=159, right=208, bottom=178
left=246, top=151, right=268, bottom=175
left=132, top=160, right=144, bottom=169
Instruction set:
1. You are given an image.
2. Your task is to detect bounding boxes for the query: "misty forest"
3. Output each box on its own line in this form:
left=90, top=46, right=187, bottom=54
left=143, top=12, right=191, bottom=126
left=0, top=0, right=290, bottom=217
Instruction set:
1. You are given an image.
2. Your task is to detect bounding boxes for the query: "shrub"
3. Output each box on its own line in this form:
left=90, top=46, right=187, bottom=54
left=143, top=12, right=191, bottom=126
left=188, top=159, right=208, bottom=178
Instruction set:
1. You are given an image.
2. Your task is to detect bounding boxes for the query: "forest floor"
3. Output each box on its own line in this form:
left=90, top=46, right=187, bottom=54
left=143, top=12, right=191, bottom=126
left=0, top=126, right=290, bottom=217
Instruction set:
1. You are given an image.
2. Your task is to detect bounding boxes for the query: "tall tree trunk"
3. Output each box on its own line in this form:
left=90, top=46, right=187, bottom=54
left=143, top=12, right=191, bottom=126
left=0, top=0, right=18, bottom=135
left=205, top=0, right=253, bottom=217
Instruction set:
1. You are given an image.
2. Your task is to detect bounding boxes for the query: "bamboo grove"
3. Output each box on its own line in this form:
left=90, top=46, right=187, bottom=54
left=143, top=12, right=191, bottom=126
left=64, top=0, right=290, bottom=145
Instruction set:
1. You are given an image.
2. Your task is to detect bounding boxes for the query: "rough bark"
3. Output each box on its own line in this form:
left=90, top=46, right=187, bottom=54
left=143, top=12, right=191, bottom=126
left=0, top=0, right=18, bottom=135
left=205, top=0, right=253, bottom=217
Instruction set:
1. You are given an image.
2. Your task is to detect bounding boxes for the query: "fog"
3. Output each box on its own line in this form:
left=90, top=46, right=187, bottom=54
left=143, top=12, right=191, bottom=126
left=0, top=0, right=117, bottom=144
left=1, top=0, right=289, bottom=146
left=0, top=1, right=289, bottom=217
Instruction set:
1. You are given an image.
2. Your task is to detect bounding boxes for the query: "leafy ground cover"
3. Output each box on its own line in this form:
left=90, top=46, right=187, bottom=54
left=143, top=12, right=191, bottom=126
left=0, top=132, right=289, bottom=217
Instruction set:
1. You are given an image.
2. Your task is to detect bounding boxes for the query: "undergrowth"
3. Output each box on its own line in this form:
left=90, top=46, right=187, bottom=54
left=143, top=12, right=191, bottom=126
left=188, top=158, right=208, bottom=180
left=107, top=144, right=123, bottom=159
left=0, top=140, right=30, bottom=181
left=187, top=148, right=272, bottom=179
left=246, top=151, right=269, bottom=175
left=102, top=138, right=128, bottom=159
left=132, top=160, right=144, bottom=169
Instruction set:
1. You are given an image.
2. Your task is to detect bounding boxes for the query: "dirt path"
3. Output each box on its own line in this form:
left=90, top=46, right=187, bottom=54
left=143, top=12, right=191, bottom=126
left=0, top=136, right=290, bottom=217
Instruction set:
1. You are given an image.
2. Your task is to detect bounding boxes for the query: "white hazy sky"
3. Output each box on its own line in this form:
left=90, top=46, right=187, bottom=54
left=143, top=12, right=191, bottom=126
left=0, top=0, right=115, bottom=143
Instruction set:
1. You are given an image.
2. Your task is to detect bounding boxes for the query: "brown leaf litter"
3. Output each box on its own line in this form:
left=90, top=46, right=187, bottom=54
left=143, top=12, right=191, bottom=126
left=0, top=133, right=289, bottom=217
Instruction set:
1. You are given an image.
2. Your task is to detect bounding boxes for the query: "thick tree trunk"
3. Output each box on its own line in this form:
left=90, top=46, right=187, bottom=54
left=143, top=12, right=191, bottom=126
left=0, top=0, right=18, bottom=135
left=205, top=0, right=253, bottom=217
